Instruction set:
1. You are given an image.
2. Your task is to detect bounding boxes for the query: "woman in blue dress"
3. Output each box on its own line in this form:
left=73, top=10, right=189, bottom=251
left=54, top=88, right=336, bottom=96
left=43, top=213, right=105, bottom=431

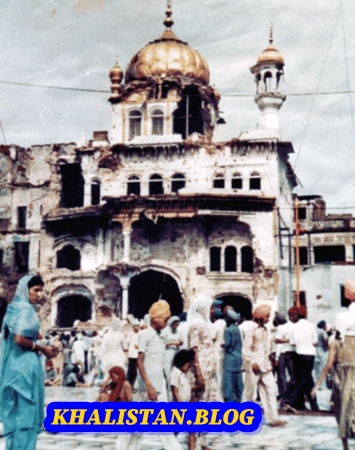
left=0, top=275, right=58, bottom=450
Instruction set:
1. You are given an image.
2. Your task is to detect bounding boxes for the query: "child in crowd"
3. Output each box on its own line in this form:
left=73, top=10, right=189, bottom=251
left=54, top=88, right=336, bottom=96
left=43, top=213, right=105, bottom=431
left=170, top=349, right=199, bottom=450
left=170, top=349, right=195, bottom=402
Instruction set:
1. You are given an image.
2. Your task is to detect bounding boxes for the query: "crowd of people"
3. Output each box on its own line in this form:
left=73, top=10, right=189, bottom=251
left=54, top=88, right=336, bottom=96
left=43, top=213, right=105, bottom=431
left=1, top=274, right=355, bottom=450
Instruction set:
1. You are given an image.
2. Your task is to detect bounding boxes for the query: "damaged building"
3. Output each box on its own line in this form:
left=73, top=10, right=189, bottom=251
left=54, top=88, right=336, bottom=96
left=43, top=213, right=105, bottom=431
left=0, top=4, right=298, bottom=329
left=292, top=195, right=355, bottom=325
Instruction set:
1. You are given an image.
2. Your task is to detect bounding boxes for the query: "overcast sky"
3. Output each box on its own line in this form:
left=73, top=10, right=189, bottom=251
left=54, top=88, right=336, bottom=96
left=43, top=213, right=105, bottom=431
left=1, top=0, right=355, bottom=213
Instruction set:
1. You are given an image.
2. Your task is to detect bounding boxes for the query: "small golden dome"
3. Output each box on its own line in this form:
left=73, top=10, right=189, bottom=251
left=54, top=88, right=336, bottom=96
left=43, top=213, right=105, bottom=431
left=110, top=58, right=124, bottom=98
left=257, top=27, right=284, bottom=65
left=125, top=1, right=210, bottom=85
left=110, top=59, right=123, bottom=84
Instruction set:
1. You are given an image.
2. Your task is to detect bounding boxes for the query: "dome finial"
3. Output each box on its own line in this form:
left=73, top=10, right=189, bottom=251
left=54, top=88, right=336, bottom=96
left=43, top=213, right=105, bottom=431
left=269, top=23, right=273, bottom=44
left=164, top=0, right=174, bottom=29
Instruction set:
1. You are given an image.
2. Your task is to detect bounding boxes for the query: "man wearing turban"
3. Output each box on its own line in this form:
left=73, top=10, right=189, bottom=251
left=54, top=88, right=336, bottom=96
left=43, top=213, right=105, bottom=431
left=223, top=308, right=243, bottom=402
left=286, top=305, right=319, bottom=413
left=116, top=300, right=182, bottom=450
left=242, top=304, right=286, bottom=427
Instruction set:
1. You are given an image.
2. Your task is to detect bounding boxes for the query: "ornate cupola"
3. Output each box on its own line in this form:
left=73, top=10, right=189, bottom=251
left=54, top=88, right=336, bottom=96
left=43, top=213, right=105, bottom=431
left=250, top=27, right=286, bottom=137
left=109, top=1, right=221, bottom=145
left=109, top=58, right=124, bottom=99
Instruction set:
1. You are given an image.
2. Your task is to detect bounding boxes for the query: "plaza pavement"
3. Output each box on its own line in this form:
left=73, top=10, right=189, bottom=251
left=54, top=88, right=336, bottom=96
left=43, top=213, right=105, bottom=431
left=0, top=386, right=348, bottom=450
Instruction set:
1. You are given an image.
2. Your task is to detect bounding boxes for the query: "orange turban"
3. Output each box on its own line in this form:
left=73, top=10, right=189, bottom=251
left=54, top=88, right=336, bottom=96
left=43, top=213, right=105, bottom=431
left=253, top=304, right=271, bottom=319
left=148, top=300, right=171, bottom=320
left=344, top=280, right=355, bottom=301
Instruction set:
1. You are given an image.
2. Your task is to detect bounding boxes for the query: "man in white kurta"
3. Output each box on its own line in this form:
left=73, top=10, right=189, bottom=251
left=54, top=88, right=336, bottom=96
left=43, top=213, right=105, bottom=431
left=287, top=305, right=319, bottom=411
left=116, top=300, right=182, bottom=450
left=242, top=304, right=286, bottom=427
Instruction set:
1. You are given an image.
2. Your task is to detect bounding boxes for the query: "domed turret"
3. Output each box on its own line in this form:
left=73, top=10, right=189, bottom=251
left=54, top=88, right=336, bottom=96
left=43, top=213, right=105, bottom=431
left=250, top=26, right=286, bottom=137
left=125, top=1, right=210, bottom=85
left=109, top=58, right=124, bottom=98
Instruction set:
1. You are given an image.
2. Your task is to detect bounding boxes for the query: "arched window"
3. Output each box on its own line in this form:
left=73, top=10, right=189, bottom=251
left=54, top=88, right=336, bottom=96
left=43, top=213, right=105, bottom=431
left=57, top=245, right=81, bottom=271
left=276, top=70, right=283, bottom=89
left=213, top=174, right=225, bottom=189
left=224, top=246, right=237, bottom=272
left=149, top=174, right=164, bottom=195
left=91, top=180, right=101, bottom=205
left=241, top=246, right=253, bottom=273
left=249, top=172, right=261, bottom=190
left=171, top=173, right=186, bottom=193
left=210, top=247, right=221, bottom=272
left=129, top=110, right=142, bottom=140
left=264, top=71, right=272, bottom=92
left=232, top=173, right=243, bottom=190
left=127, top=176, right=141, bottom=195
left=151, top=108, right=164, bottom=135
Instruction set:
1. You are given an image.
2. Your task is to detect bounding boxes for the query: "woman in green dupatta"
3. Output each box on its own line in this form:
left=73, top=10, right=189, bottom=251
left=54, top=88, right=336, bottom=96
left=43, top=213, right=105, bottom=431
left=0, top=275, right=58, bottom=450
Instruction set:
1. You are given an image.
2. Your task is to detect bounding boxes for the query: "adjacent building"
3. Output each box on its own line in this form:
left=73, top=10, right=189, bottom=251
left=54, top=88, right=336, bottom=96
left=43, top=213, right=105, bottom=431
left=292, top=195, right=355, bottom=325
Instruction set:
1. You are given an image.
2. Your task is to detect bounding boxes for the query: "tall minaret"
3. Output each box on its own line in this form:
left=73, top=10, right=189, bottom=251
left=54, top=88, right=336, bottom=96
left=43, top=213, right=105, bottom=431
left=250, top=27, right=286, bottom=137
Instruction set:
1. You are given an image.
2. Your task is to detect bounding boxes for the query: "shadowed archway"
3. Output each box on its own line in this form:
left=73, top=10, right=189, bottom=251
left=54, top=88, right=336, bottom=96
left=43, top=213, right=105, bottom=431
left=129, top=270, right=183, bottom=319
left=56, top=295, right=92, bottom=327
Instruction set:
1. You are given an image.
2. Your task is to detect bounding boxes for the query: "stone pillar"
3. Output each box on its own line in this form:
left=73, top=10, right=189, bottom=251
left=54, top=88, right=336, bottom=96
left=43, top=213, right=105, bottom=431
left=219, top=246, right=224, bottom=272
left=236, top=246, right=241, bottom=272
left=122, top=230, right=131, bottom=264
left=121, top=278, right=130, bottom=320
left=96, top=228, right=104, bottom=266
left=122, top=220, right=133, bottom=264
left=346, top=245, right=353, bottom=263
left=84, top=178, right=91, bottom=207
left=197, top=246, right=206, bottom=268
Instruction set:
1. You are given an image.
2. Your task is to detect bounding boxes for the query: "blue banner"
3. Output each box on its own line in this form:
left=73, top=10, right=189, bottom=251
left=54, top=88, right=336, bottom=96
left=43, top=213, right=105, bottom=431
left=44, top=401, right=263, bottom=434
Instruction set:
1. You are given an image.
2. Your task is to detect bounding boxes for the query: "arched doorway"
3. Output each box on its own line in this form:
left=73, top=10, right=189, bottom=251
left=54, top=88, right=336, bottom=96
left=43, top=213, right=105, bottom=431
left=129, top=270, right=183, bottom=319
left=216, top=294, right=252, bottom=320
left=56, top=295, right=92, bottom=327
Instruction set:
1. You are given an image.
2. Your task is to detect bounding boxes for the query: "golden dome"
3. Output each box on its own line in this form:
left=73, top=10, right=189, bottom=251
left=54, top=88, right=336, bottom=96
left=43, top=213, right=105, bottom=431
left=125, top=2, right=210, bottom=85
left=257, top=27, right=284, bottom=65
